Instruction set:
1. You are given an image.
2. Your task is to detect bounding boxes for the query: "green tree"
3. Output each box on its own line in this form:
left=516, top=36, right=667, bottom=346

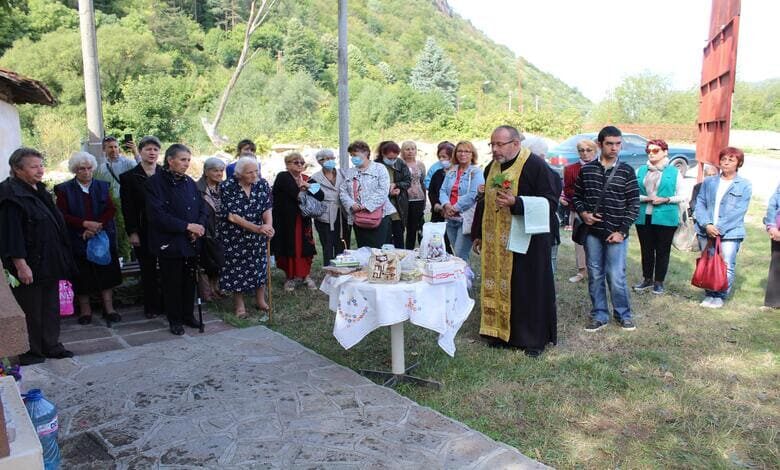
left=112, top=74, right=194, bottom=141
left=612, top=71, right=671, bottom=123
left=409, top=36, right=458, bottom=106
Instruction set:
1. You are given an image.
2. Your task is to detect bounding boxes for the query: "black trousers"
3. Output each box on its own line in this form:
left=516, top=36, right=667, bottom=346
left=354, top=216, right=391, bottom=249
left=134, top=246, right=163, bottom=316
left=635, top=215, right=677, bottom=282
left=158, top=257, right=196, bottom=326
left=314, top=217, right=348, bottom=267
left=405, top=200, right=425, bottom=249
left=385, top=218, right=405, bottom=249
left=12, top=280, right=66, bottom=357
left=766, top=239, right=780, bottom=308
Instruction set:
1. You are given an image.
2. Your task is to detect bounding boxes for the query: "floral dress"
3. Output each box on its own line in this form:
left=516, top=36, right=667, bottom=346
left=217, top=177, right=273, bottom=292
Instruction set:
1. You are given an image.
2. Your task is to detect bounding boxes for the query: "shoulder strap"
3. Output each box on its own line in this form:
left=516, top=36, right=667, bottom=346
left=105, top=162, right=120, bottom=184
left=592, top=163, right=620, bottom=214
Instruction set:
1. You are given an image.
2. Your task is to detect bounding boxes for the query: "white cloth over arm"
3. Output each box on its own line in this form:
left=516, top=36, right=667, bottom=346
left=507, top=196, right=550, bottom=254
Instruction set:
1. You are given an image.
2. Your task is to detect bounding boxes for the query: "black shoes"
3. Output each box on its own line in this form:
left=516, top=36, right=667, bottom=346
left=524, top=349, right=542, bottom=358
left=18, top=352, right=46, bottom=365
left=633, top=279, right=653, bottom=291
left=77, top=315, right=92, bottom=325
left=169, top=324, right=185, bottom=336
left=652, top=282, right=665, bottom=295
left=620, top=318, right=637, bottom=331
left=584, top=319, right=608, bottom=332
left=183, top=317, right=203, bottom=329
left=103, top=312, right=122, bottom=323
left=46, top=349, right=74, bottom=359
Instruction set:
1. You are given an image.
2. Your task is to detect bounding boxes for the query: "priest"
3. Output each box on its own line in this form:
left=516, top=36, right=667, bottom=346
left=472, top=125, right=559, bottom=357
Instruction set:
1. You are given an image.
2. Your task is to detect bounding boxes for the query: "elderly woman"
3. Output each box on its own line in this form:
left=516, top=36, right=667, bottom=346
left=311, top=148, right=349, bottom=266
left=196, top=157, right=226, bottom=297
left=401, top=141, right=426, bottom=249
left=763, top=183, right=780, bottom=309
left=272, top=152, right=324, bottom=291
left=120, top=136, right=164, bottom=319
left=564, top=139, right=598, bottom=282
left=340, top=140, right=396, bottom=249
left=375, top=141, right=411, bottom=248
left=439, top=141, right=484, bottom=261
left=145, top=144, right=207, bottom=335
left=0, top=148, right=76, bottom=364
left=633, top=139, right=687, bottom=295
left=54, top=152, right=123, bottom=325
left=694, top=146, right=752, bottom=309
left=219, top=157, right=274, bottom=317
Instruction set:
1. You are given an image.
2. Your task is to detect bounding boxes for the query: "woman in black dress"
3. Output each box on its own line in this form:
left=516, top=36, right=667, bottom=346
left=55, top=152, right=122, bottom=325
left=218, top=157, right=274, bottom=318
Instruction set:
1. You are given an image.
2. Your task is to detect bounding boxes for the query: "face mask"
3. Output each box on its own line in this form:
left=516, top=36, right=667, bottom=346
left=308, top=182, right=321, bottom=194
left=351, top=156, right=363, bottom=166
left=441, top=161, right=451, bottom=169
left=322, top=160, right=337, bottom=170
left=383, top=158, right=396, bottom=165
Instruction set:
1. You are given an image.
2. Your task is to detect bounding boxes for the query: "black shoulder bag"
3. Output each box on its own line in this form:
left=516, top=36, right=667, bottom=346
left=572, top=164, right=619, bottom=245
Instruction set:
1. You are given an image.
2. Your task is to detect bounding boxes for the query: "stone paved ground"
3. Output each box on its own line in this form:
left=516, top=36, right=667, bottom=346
left=21, top=322, right=547, bottom=469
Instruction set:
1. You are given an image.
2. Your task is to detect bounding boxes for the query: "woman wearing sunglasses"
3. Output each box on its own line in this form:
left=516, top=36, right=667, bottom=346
left=272, top=152, right=324, bottom=292
left=633, top=139, right=686, bottom=295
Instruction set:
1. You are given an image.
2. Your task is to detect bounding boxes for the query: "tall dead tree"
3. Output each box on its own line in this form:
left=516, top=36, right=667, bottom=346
left=202, top=0, right=278, bottom=147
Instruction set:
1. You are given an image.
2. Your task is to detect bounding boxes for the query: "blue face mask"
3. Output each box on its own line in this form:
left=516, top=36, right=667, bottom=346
left=351, top=156, right=364, bottom=166
left=322, top=160, right=337, bottom=170
left=308, top=182, right=321, bottom=194
left=440, top=161, right=451, bottom=169
left=383, top=158, right=396, bottom=166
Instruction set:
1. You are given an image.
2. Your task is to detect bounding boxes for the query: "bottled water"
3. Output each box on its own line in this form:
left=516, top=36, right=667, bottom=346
left=23, top=389, right=60, bottom=470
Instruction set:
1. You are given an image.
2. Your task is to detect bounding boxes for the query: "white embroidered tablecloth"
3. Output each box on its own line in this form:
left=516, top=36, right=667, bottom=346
left=321, top=271, right=474, bottom=357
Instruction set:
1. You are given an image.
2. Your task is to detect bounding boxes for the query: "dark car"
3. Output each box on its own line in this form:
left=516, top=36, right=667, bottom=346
left=545, top=132, right=697, bottom=177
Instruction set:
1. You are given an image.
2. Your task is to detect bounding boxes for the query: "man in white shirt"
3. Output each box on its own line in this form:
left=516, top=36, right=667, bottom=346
left=94, top=136, right=138, bottom=199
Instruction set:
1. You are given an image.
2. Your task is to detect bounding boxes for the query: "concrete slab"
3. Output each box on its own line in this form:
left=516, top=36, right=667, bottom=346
left=64, top=337, right=125, bottom=356
left=22, top=326, right=545, bottom=468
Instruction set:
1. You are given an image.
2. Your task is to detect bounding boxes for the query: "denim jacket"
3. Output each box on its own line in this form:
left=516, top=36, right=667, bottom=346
left=694, top=174, right=752, bottom=239
left=439, top=165, right=484, bottom=213
left=765, top=182, right=780, bottom=229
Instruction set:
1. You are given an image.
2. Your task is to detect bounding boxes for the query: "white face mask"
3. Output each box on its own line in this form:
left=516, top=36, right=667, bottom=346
left=440, top=161, right=451, bottom=169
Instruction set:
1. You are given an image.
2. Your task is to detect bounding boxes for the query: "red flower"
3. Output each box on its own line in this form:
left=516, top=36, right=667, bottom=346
left=501, top=180, right=511, bottom=189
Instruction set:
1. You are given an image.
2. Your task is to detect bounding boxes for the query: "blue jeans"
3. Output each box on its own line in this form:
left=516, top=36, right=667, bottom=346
left=446, top=219, right=473, bottom=262
left=584, top=234, right=632, bottom=323
left=697, top=236, right=741, bottom=299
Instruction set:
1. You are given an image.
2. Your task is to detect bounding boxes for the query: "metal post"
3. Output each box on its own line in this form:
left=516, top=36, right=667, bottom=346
left=78, top=0, right=104, bottom=161
left=337, top=0, right=349, bottom=169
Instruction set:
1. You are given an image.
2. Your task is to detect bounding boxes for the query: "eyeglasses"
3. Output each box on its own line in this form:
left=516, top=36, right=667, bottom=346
left=647, top=148, right=663, bottom=155
left=577, top=148, right=595, bottom=153
left=488, top=140, right=516, bottom=149
left=456, top=150, right=472, bottom=154
left=290, top=161, right=305, bottom=165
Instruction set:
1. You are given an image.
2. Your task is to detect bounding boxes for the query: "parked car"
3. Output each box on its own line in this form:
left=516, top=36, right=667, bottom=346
left=545, top=132, right=697, bottom=177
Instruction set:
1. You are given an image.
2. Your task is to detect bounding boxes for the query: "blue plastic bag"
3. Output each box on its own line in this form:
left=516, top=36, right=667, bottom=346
left=86, top=231, right=111, bottom=265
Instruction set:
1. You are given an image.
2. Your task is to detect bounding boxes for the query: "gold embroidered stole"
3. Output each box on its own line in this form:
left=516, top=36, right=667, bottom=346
left=479, top=148, right=531, bottom=341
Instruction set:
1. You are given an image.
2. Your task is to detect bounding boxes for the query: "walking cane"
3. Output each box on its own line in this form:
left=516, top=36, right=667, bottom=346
left=191, top=244, right=205, bottom=334
left=266, top=240, right=273, bottom=324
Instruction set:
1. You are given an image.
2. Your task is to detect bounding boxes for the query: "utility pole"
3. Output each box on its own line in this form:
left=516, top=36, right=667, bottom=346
left=337, top=0, right=349, bottom=169
left=78, top=0, right=104, bottom=160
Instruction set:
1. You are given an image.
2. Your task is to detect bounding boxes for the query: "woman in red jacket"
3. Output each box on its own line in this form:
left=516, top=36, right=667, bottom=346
left=562, top=139, right=597, bottom=283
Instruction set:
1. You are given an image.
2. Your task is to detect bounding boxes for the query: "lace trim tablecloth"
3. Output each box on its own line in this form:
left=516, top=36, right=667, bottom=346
left=321, top=272, right=474, bottom=357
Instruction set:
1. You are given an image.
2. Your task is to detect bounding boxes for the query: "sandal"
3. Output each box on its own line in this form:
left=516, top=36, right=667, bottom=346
left=77, top=315, right=92, bottom=325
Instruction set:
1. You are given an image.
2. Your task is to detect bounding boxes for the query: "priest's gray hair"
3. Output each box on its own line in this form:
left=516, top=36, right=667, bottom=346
left=494, top=125, right=525, bottom=143
left=521, top=136, right=549, bottom=158
left=234, top=156, right=259, bottom=175
left=67, top=151, right=98, bottom=174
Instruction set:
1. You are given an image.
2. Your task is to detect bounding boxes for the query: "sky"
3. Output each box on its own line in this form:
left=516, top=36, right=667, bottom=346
left=448, top=0, right=780, bottom=102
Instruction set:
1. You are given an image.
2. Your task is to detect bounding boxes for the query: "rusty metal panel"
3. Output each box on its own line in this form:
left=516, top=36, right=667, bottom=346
left=696, top=0, right=740, bottom=177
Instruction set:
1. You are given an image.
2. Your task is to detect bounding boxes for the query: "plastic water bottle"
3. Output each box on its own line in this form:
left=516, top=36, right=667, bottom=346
left=23, top=389, right=60, bottom=470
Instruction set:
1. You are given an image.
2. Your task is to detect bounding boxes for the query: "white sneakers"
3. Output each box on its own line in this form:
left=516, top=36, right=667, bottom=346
left=700, top=296, right=724, bottom=308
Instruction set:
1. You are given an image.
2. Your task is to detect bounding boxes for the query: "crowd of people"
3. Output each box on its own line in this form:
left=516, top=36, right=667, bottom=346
left=1, top=125, right=777, bottom=364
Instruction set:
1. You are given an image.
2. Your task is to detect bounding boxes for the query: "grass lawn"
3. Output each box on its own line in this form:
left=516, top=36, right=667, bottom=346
left=208, top=200, right=778, bottom=469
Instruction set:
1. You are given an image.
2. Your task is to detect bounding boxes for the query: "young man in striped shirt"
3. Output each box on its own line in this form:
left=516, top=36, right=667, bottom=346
left=573, top=126, right=640, bottom=331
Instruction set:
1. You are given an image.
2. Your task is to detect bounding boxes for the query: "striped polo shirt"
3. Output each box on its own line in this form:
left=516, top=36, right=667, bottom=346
left=572, top=159, right=640, bottom=240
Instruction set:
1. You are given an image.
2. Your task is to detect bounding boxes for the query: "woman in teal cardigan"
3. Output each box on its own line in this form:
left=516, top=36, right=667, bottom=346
left=633, top=139, right=686, bottom=295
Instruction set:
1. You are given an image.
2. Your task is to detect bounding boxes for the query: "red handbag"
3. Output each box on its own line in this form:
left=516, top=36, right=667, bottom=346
left=691, top=237, right=729, bottom=292
left=352, top=179, right=382, bottom=229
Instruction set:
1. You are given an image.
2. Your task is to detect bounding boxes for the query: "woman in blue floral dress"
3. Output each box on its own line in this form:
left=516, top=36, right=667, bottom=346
left=218, top=157, right=274, bottom=318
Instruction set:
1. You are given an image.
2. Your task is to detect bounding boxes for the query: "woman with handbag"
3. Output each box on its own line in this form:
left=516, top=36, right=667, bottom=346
left=633, top=139, right=686, bottom=295
left=439, top=141, right=484, bottom=262
left=310, top=149, right=349, bottom=267
left=272, top=152, right=324, bottom=291
left=693, top=147, right=752, bottom=308
left=339, top=140, right=396, bottom=249
left=54, top=152, right=122, bottom=325
left=219, top=157, right=274, bottom=317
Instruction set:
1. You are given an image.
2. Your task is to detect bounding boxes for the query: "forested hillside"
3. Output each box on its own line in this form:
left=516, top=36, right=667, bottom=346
left=0, top=0, right=590, bottom=160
